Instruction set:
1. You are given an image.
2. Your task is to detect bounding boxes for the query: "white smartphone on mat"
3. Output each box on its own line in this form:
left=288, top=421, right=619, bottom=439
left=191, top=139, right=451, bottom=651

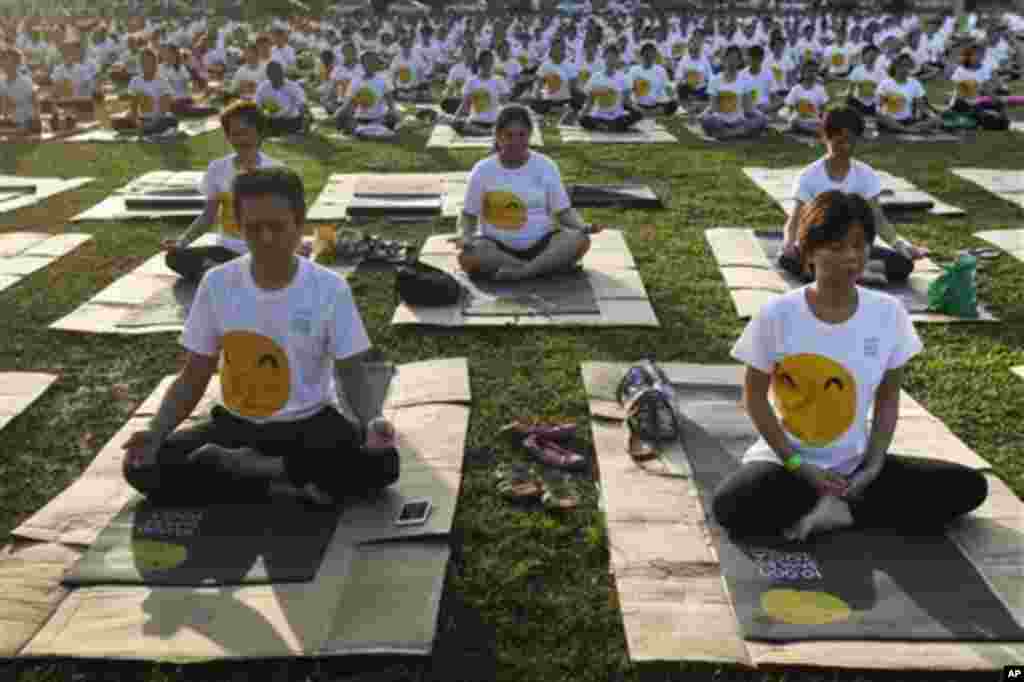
left=394, top=498, right=432, bottom=526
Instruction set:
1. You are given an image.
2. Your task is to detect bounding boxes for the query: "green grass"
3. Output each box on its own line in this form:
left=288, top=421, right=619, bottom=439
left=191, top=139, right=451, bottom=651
left=2, top=82, right=1024, bottom=682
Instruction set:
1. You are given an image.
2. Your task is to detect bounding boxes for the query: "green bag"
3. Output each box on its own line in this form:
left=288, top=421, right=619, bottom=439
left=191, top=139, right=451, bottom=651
left=941, top=110, right=977, bottom=131
left=927, top=254, right=978, bottom=318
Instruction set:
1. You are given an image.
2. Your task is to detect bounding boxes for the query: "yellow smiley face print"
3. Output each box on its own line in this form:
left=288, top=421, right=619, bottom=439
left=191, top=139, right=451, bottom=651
left=352, top=86, right=377, bottom=109
left=471, top=89, right=493, bottom=113
left=543, top=72, right=562, bottom=94
left=772, top=354, right=856, bottom=447
left=633, top=78, right=651, bottom=98
left=222, top=331, right=291, bottom=418
left=594, top=87, right=617, bottom=109
left=772, top=66, right=783, bottom=83
left=397, top=66, right=412, bottom=84
left=578, top=69, right=591, bottom=85
left=883, top=93, right=905, bottom=115
left=796, top=99, right=817, bottom=117
left=831, top=53, right=845, bottom=67
left=718, top=90, right=738, bottom=114
left=482, top=190, right=528, bottom=230
left=957, top=80, right=978, bottom=99
left=686, top=70, right=702, bottom=87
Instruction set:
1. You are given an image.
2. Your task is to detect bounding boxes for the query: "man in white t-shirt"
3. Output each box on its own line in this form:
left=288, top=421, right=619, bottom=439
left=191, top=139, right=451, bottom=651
left=0, top=49, right=41, bottom=133
left=231, top=44, right=265, bottom=101
left=124, top=167, right=399, bottom=507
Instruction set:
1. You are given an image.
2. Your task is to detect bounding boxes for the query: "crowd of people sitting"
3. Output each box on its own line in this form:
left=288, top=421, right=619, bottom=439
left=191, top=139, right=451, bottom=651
left=0, top=1, right=1017, bottom=529
left=0, top=6, right=1021, bottom=139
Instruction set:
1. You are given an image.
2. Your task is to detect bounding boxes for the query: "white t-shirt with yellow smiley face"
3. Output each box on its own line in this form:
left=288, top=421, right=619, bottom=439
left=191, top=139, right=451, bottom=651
left=464, top=152, right=572, bottom=251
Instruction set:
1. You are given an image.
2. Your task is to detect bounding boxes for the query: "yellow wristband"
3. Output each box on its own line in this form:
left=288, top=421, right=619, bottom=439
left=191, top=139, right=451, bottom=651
left=784, top=454, right=802, bottom=472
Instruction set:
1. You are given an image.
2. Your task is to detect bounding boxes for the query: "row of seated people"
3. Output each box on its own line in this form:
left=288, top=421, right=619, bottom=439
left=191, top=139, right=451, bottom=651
left=126, top=100, right=986, bottom=541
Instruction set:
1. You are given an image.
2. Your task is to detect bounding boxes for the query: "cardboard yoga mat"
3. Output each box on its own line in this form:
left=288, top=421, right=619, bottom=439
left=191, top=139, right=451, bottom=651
left=71, top=170, right=206, bottom=222
left=392, top=230, right=659, bottom=327
left=0, top=372, right=58, bottom=432
left=953, top=168, right=1024, bottom=210
left=567, top=184, right=664, bottom=209
left=65, top=116, right=221, bottom=143
left=9, top=358, right=470, bottom=661
left=0, top=232, right=93, bottom=294
left=0, top=175, right=94, bottom=215
left=426, top=111, right=544, bottom=148
left=975, top=229, right=1024, bottom=262
left=462, top=268, right=602, bottom=316
left=704, top=227, right=997, bottom=324
left=50, top=235, right=324, bottom=334
left=558, top=118, right=678, bottom=144
left=307, top=172, right=470, bottom=222
left=1013, top=367, right=1024, bottom=381
left=744, top=166, right=965, bottom=217
left=582, top=361, right=1024, bottom=671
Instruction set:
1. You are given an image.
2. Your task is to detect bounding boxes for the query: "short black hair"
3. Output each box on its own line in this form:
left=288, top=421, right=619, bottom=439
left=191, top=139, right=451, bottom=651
left=822, top=106, right=865, bottom=138
left=748, top=45, right=765, bottom=60
left=798, top=190, right=877, bottom=270
left=495, top=104, right=533, bottom=134
left=233, top=168, right=306, bottom=226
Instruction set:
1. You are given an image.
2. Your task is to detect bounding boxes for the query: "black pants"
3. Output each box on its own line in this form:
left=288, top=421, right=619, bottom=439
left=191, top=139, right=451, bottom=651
left=579, top=109, right=643, bottom=132
left=529, top=92, right=585, bottom=114
left=451, top=119, right=494, bottom=136
left=638, top=101, right=679, bottom=116
left=124, top=405, right=400, bottom=506
left=780, top=244, right=913, bottom=283
left=711, top=455, right=987, bottom=538
left=141, top=114, right=179, bottom=136
left=266, top=115, right=304, bottom=137
left=165, top=245, right=239, bottom=282
left=676, top=84, right=709, bottom=101
left=440, top=97, right=461, bottom=116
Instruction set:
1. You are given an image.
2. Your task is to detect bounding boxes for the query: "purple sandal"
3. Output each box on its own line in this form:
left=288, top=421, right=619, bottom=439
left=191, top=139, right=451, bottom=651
left=499, top=420, right=577, bottom=442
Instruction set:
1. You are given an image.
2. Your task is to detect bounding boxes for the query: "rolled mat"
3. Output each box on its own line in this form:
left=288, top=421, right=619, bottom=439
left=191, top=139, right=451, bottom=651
left=567, top=184, right=663, bottom=209
left=670, top=375, right=1024, bottom=642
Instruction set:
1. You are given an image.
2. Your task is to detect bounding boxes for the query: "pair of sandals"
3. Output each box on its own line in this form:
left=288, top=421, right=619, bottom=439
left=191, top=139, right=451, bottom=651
left=617, top=360, right=680, bottom=462
left=495, top=420, right=586, bottom=511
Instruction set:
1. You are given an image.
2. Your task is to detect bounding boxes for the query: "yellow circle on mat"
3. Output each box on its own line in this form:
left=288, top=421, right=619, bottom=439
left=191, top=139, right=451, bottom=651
left=761, top=589, right=851, bottom=625
left=772, top=353, right=856, bottom=447
left=132, top=539, right=188, bottom=572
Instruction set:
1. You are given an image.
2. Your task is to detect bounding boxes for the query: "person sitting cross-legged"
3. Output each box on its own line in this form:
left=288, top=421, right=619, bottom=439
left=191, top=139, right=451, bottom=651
left=455, top=104, right=606, bottom=282
left=162, top=101, right=291, bottom=283
left=577, top=43, right=643, bottom=133
left=254, top=60, right=310, bottom=137
left=777, top=107, right=929, bottom=286
left=124, top=167, right=400, bottom=507
left=712, top=190, right=987, bottom=542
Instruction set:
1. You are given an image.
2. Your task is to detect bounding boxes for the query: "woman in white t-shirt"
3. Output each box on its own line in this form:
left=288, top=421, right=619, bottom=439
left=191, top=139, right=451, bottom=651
left=628, top=42, right=678, bottom=116
left=777, top=107, right=928, bottom=286
left=452, top=50, right=510, bottom=135
left=845, top=43, right=885, bottom=117
left=947, top=43, right=999, bottom=112
left=0, top=49, right=41, bottom=134
left=231, top=44, right=265, bottom=101
left=700, top=45, right=766, bottom=139
left=675, top=33, right=712, bottom=110
left=876, top=52, right=943, bottom=134
left=712, top=190, right=987, bottom=541
left=119, top=47, right=179, bottom=135
left=578, top=42, right=643, bottom=132
left=785, top=60, right=830, bottom=135
left=441, top=44, right=477, bottom=116
left=390, top=33, right=431, bottom=102
left=456, top=104, right=605, bottom=282
left=163, top=101, right=287, bottom=281
left=125, top=167, right=400, bottom=508
left=327, top=43, right=363, bottom=113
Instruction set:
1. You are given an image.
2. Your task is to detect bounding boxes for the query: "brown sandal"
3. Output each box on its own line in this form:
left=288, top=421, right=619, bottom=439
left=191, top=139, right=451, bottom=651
left=495, top=462, right=543, bottom=502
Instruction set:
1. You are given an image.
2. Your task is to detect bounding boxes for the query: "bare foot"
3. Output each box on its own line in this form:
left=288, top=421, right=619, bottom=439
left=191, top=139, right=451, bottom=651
left=783, top=495, right=854, bottom=542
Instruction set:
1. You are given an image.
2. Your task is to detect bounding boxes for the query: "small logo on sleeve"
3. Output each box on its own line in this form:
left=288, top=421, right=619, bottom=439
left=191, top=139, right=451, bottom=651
left=864, top=337, right=880, bottom=359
